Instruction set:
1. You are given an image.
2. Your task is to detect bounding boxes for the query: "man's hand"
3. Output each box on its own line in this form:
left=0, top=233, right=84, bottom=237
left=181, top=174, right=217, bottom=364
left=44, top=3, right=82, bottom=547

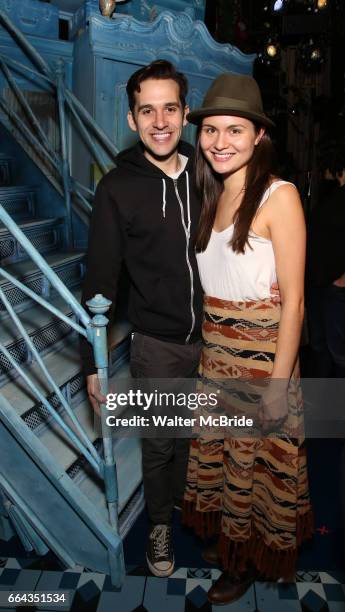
left=270, top=282, right=280, bottom=304
left=333, top=272, right=345, bottom=288
left=87, top=374, right=107, bottom=415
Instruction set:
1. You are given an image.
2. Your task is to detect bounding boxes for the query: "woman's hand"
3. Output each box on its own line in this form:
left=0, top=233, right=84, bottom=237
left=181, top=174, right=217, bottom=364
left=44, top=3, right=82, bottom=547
left=270, top=282, right=280, bottom=304
left=258, top=380, right=289, bottom=435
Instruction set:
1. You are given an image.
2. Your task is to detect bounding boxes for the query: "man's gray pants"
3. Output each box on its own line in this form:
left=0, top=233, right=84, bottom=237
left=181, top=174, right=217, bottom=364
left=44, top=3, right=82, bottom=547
left=130, top=332, right=202, bottom=526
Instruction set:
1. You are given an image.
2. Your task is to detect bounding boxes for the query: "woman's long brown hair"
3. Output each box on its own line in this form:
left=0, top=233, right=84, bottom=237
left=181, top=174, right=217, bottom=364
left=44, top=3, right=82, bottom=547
left=195, top=127, right=275, bottom=254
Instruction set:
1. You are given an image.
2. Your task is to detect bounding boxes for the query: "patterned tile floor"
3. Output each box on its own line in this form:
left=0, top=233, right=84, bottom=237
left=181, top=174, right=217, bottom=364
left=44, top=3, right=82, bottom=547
left=0, top=557, right=344, bottom=612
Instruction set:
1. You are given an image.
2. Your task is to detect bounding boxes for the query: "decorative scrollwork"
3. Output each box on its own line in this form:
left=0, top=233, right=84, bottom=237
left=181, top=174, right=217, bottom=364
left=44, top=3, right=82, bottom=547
left=90, top=12, right=256, bottom=75
left=173, top=13, right=193, bottom=40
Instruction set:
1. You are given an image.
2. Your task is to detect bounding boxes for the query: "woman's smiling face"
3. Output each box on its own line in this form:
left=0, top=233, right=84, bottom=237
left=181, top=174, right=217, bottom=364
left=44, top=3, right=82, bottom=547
left=199, top=115, right=264, bottom=176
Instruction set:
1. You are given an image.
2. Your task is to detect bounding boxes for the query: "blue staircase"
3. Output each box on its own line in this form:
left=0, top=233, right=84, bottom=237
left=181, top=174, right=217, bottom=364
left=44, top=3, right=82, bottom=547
left=0, top=147, right=143, bottom=583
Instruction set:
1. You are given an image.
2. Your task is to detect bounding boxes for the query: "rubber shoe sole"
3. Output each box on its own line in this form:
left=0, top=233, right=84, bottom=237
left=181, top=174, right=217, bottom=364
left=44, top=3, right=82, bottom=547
left=146, top=552, right=175, bottom=577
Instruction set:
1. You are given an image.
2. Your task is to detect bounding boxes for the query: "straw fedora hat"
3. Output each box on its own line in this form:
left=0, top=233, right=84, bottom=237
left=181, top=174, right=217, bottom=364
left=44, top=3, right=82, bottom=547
left=187, top=73, right=275, bottom=128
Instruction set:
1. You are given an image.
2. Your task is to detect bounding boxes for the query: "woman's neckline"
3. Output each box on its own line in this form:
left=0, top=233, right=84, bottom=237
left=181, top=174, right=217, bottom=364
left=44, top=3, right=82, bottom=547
left=211, top=180, right=289, bottom=237
left=211, top=225, right=270, bottom=242
left=212, top=224, right=234, bottom=235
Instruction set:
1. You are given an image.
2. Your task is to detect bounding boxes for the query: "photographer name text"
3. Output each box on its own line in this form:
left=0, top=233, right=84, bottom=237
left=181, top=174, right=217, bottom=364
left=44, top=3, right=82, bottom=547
left=106, top=415, right=253, bottom=428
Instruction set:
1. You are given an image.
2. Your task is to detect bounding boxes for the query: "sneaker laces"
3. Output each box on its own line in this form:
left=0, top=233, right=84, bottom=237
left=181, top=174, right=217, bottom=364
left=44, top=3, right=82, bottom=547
left=150, top=525, right=170, bottom=558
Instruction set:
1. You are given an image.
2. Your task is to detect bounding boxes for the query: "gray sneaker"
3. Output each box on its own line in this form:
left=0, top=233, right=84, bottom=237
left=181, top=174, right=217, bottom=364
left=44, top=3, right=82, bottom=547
left=146, top=524, right=175, bottom=577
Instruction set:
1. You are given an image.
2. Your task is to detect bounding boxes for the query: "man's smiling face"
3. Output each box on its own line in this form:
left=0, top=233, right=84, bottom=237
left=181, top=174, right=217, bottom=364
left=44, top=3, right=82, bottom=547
left=127, top=78, right=188, bottom=164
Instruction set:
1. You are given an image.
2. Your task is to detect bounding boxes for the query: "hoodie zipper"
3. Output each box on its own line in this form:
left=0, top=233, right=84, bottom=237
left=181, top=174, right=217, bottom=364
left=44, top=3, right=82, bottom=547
left=173, top=177, right=195, bottom=343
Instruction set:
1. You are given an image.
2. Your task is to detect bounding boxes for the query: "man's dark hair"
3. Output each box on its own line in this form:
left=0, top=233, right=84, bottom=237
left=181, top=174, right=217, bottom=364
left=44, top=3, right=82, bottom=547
left=126, top=59, right=188, bottom=113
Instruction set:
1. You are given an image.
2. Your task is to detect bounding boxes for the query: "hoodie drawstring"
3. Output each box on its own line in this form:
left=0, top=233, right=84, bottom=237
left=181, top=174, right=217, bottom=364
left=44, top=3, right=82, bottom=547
left=162, top=178, right=167, bottom=219
left=185, top=170, right=191, bottom=238
left=172, top=170, right=195, bottom=343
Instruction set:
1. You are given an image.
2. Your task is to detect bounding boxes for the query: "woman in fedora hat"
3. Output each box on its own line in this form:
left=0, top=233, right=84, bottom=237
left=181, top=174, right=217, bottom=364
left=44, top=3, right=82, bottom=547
left=182, top=74, right=313, bottom=604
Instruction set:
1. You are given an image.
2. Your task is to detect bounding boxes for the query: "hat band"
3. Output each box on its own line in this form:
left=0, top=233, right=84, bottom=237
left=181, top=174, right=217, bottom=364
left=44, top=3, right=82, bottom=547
left=205, top=96, right=262, bottom=114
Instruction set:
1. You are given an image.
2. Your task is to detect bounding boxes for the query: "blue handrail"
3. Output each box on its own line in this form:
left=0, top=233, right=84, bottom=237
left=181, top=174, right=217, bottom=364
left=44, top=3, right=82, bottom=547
left=0, top=204, right=89, bottom=327
left=0, top=286, right=101, bottom=470
left=0, top=268, right=87, bottom=337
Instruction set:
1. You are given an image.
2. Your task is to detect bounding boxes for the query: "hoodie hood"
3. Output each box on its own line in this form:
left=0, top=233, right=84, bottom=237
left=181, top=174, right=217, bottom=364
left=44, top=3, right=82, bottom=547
left=116, top=140, right=194, bottom=178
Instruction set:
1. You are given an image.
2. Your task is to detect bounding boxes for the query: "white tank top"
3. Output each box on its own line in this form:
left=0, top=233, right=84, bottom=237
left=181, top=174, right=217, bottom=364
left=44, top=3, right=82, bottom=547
left=196, top=181, right=295, bottom=301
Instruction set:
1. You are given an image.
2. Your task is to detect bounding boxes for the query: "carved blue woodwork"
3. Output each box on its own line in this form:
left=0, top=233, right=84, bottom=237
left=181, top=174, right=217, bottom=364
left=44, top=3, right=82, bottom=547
left=87, top=11, right=254, bottom=75
left=73, top=10, right=255, bottom=154
left=0, top=0, right=59, bottom=39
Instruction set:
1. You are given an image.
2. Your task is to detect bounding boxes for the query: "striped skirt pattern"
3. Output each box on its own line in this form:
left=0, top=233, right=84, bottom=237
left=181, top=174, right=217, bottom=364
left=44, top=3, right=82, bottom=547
left=182, top=295, right=313, bottom=579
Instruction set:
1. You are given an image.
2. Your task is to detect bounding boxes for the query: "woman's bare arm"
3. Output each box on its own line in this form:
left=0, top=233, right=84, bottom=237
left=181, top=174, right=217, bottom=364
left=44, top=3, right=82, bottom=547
left=268, top=184, right=306, bottom=381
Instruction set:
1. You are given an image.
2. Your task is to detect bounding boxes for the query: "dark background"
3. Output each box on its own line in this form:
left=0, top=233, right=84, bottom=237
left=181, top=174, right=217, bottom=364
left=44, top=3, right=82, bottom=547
left=204, top=0, right=345, bottom=216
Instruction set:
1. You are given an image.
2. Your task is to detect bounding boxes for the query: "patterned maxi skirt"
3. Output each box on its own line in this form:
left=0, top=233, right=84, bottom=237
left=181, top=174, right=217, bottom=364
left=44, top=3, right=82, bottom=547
left=182, top=296, right=313, bottom=580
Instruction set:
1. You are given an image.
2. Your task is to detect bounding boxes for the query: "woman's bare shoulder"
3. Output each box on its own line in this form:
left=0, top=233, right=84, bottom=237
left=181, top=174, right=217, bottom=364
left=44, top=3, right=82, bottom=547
left=258, top=179, right=303, bottom=232
left=268, top=175, right=297, bottom=190
left=266, top=177, right=300, bottom=203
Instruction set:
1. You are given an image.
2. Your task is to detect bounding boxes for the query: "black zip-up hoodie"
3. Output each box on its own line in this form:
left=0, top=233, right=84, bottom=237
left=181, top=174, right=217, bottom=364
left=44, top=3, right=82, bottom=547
left=80, top=141, right=203, bottom=375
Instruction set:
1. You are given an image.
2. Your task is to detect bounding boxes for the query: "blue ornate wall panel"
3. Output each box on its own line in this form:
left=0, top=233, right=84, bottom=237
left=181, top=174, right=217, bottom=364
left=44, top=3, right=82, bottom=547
left=93, top=58, right=137, bottom=151
left=87, top=12, right=255, bottom=75
left=0, top=0, right=59, bottom=39
left=72, top=10, right=255, bottom=153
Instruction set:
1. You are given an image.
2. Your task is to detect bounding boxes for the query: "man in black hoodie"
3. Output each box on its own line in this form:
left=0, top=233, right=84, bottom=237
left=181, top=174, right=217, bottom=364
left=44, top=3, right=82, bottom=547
left=80, top=60, right=203, bottom=577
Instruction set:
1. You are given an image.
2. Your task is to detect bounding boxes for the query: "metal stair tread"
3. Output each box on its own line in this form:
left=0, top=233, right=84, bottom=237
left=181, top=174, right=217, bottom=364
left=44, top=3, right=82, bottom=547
left=0, top=250, right=84, bottom=285
left=77, top=437, right=142, bottom=517
left=0, top=217, right=63, bottom=233
left=37, top=361, right=131, bottom=472
left=0, top=287, right=81, bottom=345
left=37, top=395, right=98, bottom=471
left=0, top=336, right=81, bottom=416
left=0, top=317, right=132, bottom=416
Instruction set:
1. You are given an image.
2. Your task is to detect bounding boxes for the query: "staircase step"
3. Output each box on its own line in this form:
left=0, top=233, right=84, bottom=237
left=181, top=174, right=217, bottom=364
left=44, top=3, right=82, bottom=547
left=0, top=335, right=81, bottom=420
left=0, top=288, right=81, bottom=382
left=0, top=316, right=131, bottom=424
left=37, top=395, right=99, bottom=472
left=76, top=437, right=142, bottom=517
left=36, top=361, right=131, bottom=472
left=0, top=217, right=65, bottom=265
left=0, top=185, right=37, bottom=220
left=0, top=250, right=85, bottom=316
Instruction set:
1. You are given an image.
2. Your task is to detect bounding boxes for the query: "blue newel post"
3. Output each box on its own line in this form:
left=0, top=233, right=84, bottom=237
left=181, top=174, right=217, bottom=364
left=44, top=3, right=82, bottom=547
left=86, top=294, right=118, bottom=527
left=86, top=294, right=125, bottom=585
